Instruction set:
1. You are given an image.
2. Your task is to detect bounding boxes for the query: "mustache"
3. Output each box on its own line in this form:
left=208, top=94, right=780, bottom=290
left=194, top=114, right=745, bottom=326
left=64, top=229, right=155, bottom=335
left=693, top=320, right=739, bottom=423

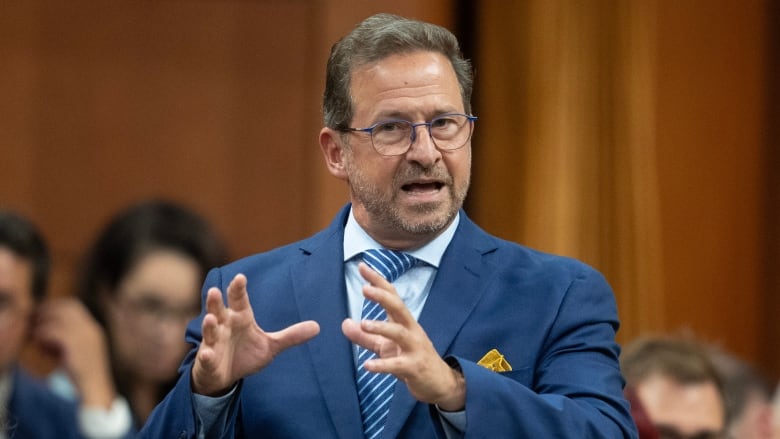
left=394, top=163, right=453, bottom=186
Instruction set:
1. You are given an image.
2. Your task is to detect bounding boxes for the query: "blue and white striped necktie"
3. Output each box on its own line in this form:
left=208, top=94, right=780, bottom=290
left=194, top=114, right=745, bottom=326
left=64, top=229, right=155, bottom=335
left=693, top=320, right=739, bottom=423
left=357, top=249, right=417, bottom=439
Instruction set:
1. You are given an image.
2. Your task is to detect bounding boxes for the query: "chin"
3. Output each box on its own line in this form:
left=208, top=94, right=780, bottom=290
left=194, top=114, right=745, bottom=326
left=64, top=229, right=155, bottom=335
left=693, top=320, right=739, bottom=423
left=144, top=368, right=179, bottom=383
left=398, top=205, right=456, bottom=235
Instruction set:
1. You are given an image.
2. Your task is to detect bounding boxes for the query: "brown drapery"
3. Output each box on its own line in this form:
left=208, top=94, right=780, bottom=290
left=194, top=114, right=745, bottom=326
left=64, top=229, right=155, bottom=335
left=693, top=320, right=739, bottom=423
left=470, top=1, right=664, bottom=341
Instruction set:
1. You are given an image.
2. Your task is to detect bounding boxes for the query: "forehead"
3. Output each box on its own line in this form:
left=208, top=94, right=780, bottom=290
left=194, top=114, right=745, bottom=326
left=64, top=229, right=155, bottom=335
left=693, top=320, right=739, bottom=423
left=349, top=51, right=463, bottom=119
left=636, top=374, right=725, bottom=435
left=0, top=246, right=34, bottom=302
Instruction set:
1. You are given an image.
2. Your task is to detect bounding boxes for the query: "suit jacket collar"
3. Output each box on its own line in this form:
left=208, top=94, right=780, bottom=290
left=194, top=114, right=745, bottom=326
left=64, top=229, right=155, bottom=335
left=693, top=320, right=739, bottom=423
left=293, top=205, right=363, bottom=438
left=384, top=211, right=497, bottom=438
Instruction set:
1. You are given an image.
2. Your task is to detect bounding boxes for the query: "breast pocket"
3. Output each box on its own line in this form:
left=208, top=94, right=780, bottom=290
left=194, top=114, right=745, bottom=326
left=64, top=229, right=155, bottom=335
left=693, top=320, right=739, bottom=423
left=496, top=367, right=533, bottom=386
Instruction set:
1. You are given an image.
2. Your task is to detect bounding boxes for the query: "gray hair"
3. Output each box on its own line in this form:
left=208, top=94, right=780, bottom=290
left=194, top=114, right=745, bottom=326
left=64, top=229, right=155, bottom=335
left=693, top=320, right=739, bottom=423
left=323, top=13, right=474, bottom=129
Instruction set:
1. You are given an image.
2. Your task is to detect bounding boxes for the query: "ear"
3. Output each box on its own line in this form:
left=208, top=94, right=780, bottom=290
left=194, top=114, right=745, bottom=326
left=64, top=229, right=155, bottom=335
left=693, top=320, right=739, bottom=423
left=319, top=127, right=348, bottom=180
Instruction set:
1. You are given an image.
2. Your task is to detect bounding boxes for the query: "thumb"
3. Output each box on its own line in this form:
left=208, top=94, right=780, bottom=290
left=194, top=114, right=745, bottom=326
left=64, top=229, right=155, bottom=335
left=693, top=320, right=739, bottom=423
left=270, top=320, right=320, bottom=352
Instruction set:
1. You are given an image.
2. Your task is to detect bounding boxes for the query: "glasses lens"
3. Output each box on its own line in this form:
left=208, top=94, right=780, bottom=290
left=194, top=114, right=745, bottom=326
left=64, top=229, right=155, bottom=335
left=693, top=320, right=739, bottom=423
left=368, top=114, right=474, bottom=156
left=370, top=120, right=412, bottom=156
left=429, top=114, right=473, bottom=150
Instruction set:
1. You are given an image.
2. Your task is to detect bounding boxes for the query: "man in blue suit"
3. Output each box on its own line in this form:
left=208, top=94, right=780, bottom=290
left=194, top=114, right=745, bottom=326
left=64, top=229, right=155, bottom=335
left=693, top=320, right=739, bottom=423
left=141, top=13, right=637, bottom=438
left=0, top=210, right=81, bottom=439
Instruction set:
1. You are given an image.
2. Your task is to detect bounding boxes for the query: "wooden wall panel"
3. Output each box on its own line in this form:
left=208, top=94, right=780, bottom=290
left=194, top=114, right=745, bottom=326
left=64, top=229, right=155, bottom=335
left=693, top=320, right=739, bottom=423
left=1, top=0, right=452, bottom=290
left=0, top=0, right=453, bottom=372
left=4, top=0, right=773, bottom=379
left=2, top=1, right=314, bottom=299
left=655, top=0, right=767, bottom=365
left=761, top=0, right=780, bottom=379
left=471, top=0, right=772, bottom=376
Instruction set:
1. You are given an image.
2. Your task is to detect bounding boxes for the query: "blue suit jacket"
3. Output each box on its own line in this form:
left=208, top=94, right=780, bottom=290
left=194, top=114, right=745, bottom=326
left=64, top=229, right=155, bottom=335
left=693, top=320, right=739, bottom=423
left=7, top=367, right=82, bottom=439
left=141, top=205, right=637, bottom=438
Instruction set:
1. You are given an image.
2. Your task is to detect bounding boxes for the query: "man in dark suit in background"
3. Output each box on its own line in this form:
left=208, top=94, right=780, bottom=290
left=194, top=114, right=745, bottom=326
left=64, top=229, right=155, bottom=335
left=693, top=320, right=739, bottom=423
left=141, top=13, right=637, bottom=438
left=0, top=210, right=81, bottom=438
left=621, top=336, right=726, bottom=439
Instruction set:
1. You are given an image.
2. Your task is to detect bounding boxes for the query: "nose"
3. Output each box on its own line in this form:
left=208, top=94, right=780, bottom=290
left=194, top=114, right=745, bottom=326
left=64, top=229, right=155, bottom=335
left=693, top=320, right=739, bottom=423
left=406, top=123, right=441, bottom=166
left=408, top=122, right=432, bottom=144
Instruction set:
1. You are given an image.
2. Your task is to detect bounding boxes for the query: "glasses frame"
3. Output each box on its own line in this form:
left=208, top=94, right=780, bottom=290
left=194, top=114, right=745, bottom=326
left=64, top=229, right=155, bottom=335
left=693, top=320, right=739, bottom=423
left=114, top=293, right=200, bottom=328
left=0, top=294, right=33, bottom=330
left=341, top=112, right=478, bottom=157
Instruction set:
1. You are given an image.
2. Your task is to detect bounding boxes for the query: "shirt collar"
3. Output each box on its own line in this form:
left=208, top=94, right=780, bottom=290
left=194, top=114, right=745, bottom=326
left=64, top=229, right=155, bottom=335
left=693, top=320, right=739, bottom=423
left=343, top=207, right=459, bottom=268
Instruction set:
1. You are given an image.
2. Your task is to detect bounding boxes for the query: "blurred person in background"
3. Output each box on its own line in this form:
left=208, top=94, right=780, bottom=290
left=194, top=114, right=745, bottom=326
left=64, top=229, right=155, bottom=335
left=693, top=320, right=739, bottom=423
left=35, top=199, right=228, bottom=437
left=624, top=386, right=659, bottom=439
left=773, top=384, right=780, bottom=439
left=622, top=335, right=726, bottom=439
left=707, top=345, right=775, bottom=439
left=0, top=209, right=81, bottom=438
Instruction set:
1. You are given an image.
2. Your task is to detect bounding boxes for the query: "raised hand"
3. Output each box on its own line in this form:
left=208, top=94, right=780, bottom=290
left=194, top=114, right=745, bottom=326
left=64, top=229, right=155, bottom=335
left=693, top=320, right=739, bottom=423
left=341, top=263, right=465, bottom=411
left=191, top=274, right=320, bottom=396
left=35, top=298, right=117, bottom=409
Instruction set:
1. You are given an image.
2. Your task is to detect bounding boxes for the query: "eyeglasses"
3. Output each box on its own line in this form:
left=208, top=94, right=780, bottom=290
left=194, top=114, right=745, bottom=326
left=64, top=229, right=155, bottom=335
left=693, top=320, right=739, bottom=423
left=116, top=294, right=200, bottom=328
left=341, top=113, right=477, bottom=156
left=0, top=293, right=32, bottom=330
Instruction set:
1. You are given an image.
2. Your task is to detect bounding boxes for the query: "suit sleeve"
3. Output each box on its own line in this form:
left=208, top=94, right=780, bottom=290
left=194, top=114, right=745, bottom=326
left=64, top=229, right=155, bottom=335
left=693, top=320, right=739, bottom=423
left=433, top=268, right=638, bottom=439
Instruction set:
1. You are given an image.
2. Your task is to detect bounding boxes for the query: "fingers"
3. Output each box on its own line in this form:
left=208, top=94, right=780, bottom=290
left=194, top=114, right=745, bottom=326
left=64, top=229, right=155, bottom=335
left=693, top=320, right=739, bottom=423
left=205, top=287, right=227, bottom=320
left=34, top=299, right=91, bottom=353
left=270, top=321, right=320, bottom=352
left=36, top=299, right=74, bottom=328
left=342, top=318, right=383, bottom=350
left=199, top=284, right=233, bottom=374
left=204, top=273, right=249, bottom=319
left=201, top=311, right=220, bottom=348
left=226, top=274, right=251, bottom=312
left=198, top=274, right=321, bottom=375
left=358, top=263, right=414, bottom=327
left=358, top=262, right=389, bottom=286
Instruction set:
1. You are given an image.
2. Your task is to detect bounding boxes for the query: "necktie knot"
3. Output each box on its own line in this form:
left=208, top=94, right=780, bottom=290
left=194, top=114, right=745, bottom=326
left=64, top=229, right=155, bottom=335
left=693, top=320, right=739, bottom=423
left=362, top=249, right=417, bottom=283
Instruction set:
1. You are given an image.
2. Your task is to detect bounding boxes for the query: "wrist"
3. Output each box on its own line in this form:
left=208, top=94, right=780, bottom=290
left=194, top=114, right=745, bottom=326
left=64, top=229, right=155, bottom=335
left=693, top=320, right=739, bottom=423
left=78, top=366, right=117, bottom=409
left=80, top=382, right=117, bottom=409
left=436, top=358, right=466, bottom=412
left=191, top=364, right=235, bottom=397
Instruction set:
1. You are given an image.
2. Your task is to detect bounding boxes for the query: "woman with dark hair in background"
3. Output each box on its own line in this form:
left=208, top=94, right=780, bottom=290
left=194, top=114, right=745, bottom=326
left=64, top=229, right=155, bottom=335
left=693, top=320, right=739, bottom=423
left=36, top=200, right=228, bottom=438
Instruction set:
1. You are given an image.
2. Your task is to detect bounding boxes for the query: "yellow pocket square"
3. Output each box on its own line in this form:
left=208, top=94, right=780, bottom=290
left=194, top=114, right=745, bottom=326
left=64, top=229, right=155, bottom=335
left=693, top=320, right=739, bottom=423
left=477, top=349, right=512, bottom=372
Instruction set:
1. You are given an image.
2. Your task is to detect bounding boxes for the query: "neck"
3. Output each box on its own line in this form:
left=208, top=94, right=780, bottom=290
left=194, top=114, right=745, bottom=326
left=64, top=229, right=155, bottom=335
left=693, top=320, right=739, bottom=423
left=125, top=379, right=160, bottom=425
left=352, top=210, right=456, bottom=251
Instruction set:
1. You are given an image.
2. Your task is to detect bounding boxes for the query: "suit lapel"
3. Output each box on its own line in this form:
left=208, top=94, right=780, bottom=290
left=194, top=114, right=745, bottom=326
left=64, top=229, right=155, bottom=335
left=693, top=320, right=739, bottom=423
left=382, top=214, right=497, bottom=438
left=291, top=209, right=364, bottom=439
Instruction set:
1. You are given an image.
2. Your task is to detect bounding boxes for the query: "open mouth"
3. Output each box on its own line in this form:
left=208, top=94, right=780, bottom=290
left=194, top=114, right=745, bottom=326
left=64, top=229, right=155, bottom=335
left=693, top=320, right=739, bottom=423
left=401, top=181, right=445, bottom=193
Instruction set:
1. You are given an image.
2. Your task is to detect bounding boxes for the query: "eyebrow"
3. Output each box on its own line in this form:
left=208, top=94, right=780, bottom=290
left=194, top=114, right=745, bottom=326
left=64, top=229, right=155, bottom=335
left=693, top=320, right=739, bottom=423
left=372, top=109, right=461, bottom=122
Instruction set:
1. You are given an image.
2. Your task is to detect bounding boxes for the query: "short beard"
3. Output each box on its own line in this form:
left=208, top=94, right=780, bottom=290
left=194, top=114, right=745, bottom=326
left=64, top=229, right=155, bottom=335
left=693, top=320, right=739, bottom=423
left=348, top=161, right=469, bottom=236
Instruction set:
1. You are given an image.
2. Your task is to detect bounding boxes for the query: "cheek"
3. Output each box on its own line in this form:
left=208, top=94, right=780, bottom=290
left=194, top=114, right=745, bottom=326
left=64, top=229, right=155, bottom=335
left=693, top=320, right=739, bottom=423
left=158, top=323, right=188, bottom=346
left=109, top=325, right=139, bottom=361
left=0, top=325, right=28, bottom=368
left=445, top=154, right=471, bottom=188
